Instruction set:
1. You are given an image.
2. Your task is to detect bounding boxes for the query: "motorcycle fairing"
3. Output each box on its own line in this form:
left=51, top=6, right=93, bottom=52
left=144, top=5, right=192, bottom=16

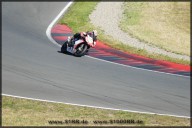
left=67, top=39, right=84, bottom=54
left=85, top=35, right=93, bottom=45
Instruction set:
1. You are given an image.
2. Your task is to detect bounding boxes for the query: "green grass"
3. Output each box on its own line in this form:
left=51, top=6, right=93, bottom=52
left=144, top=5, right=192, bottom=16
left=59, top=2, right=98, bottom=33
left=119, top=2, right=190, bottom=56
left=2, top=96, right=190, bottom=126
left=59, top=2, right=190, bottom=65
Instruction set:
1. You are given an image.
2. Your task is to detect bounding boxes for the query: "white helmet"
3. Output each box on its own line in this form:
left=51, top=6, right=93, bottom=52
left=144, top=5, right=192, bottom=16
left=93, top=30, right=98, bottom=37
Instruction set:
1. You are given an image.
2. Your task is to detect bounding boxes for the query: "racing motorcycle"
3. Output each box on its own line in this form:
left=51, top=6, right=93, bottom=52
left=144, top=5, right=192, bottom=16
left=61, top=34, right=94, bottom=57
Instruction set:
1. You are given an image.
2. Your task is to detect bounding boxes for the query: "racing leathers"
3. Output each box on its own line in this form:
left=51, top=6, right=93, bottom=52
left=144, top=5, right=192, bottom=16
left=68, top=31, right=97, bottom=47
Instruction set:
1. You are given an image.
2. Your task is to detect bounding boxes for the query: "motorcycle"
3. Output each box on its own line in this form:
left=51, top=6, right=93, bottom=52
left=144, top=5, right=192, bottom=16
left=61, top=34, right=94, bottom=57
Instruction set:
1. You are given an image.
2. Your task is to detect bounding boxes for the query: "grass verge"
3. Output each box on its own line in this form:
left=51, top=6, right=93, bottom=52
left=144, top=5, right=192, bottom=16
left=2, top=96, right=190, bottom=126
left=119, top=2, right=190, bottom=57
left=59, top=2, right=190, bottom=65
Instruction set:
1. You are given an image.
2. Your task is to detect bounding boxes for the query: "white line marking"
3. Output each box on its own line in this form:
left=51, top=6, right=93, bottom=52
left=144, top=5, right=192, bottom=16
left=43, top=0, right=190, bottom=118
left=2, top=94, right=190, bottom=119
left=46, top=1, right=73, bottom=47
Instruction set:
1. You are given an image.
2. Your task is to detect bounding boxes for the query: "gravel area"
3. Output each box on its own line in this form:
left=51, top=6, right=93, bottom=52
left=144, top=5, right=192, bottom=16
left=89, top=2, right=190, bottom=61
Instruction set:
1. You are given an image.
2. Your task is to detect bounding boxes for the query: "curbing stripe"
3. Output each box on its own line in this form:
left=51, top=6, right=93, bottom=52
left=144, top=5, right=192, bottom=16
left=52, top=25, right=190, bottom=70
left=51, top=28, right=190, bottom=76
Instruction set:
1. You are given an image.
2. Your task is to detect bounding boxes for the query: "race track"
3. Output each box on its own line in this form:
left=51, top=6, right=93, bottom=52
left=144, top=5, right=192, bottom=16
left=2, top=2, right=190, bottom=117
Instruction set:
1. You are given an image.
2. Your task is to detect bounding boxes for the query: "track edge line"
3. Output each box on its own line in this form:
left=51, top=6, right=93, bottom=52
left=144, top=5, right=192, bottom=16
left=2, top=93, right=190, bottom=119
left=46, top=1, right=74, bottom=47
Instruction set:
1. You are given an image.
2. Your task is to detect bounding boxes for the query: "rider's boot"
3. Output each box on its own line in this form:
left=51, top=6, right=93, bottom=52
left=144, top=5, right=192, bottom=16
left=68, top=39, right=74, bottom=47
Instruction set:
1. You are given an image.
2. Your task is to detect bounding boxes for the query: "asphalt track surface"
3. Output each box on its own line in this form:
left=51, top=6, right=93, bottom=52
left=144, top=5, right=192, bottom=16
left=2, top=2, right=190, bottom=117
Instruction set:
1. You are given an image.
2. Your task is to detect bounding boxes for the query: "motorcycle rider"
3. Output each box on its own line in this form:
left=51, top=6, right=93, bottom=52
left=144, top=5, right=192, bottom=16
left=87, top=30, right=98, bottom=47
left=68, top=30, right=98, bottom=47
